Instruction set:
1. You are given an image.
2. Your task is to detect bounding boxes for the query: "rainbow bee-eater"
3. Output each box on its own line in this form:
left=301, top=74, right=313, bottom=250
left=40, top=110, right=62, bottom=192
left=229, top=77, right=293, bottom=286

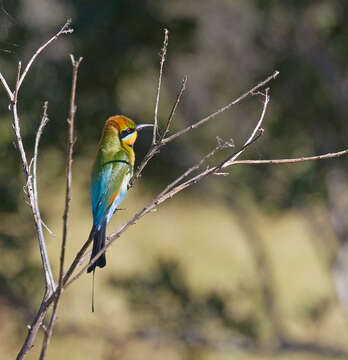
left=87, top=115, right=152, bottom=274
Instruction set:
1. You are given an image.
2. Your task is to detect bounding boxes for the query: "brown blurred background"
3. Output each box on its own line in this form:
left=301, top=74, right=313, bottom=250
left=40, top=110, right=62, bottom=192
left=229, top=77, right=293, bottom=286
left=1, top=1, right=348, bottom=359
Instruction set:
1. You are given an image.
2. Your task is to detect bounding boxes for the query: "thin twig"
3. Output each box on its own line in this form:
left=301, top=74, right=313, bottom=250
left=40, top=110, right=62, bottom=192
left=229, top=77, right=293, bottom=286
left=14, top=61, right=22, bottom=103
left=41, top=220, right=54, bottom=235
left=162, top=71, right=279, bottom=144
left=59, top=55, right=83, bottom=289
left=33, top=102, right=49, bottom=218
left=153, top=28, right=169, bottom=145
left=17, top=20, right=73, bottom=93
left=62, top=229, right=95, bottom=286
left=159, top=75, right=187, bottom=142
left=228, top=149, right=348, bottom=166
left=11, top=60, right=30, bottom=180
left=0, top=71, right=13, bottom=99
left=39, top=55, right=83, bottom=360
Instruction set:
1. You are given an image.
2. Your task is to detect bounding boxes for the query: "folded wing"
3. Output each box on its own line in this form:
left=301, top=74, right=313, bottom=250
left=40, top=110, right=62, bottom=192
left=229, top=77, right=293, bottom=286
left=91, top=156, right=130, bottom=229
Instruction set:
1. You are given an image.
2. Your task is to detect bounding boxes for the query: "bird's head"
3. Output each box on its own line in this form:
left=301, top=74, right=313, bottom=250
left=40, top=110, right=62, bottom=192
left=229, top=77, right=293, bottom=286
left=107, top=115, right=153, bottom=148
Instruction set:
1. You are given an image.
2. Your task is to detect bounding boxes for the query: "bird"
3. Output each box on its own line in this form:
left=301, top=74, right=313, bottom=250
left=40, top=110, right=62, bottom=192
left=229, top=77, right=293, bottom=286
left=87, top=115, right=152, bottom=274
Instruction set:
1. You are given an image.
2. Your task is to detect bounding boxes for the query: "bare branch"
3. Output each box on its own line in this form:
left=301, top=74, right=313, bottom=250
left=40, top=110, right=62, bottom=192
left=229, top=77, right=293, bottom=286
left=153, top=28, right=169, bottom=145
left=0, top=71, right=13, bottom=100
left=17, top=19, right=73, bottom=93
left=39, top=55, right=83, bottom=360
left=162, top=71, right=279, bottom=144
left=229, top=149, right=348, bottom=166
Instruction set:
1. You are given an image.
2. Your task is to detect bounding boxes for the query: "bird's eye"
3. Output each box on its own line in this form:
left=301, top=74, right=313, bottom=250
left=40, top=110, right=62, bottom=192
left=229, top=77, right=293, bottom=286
left=120, top=128, right=134, bottom=139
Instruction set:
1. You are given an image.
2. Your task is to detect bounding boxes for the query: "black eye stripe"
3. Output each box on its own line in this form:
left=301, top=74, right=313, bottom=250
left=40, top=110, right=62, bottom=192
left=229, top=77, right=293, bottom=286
left=120, top=128, right=135, bottom=139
